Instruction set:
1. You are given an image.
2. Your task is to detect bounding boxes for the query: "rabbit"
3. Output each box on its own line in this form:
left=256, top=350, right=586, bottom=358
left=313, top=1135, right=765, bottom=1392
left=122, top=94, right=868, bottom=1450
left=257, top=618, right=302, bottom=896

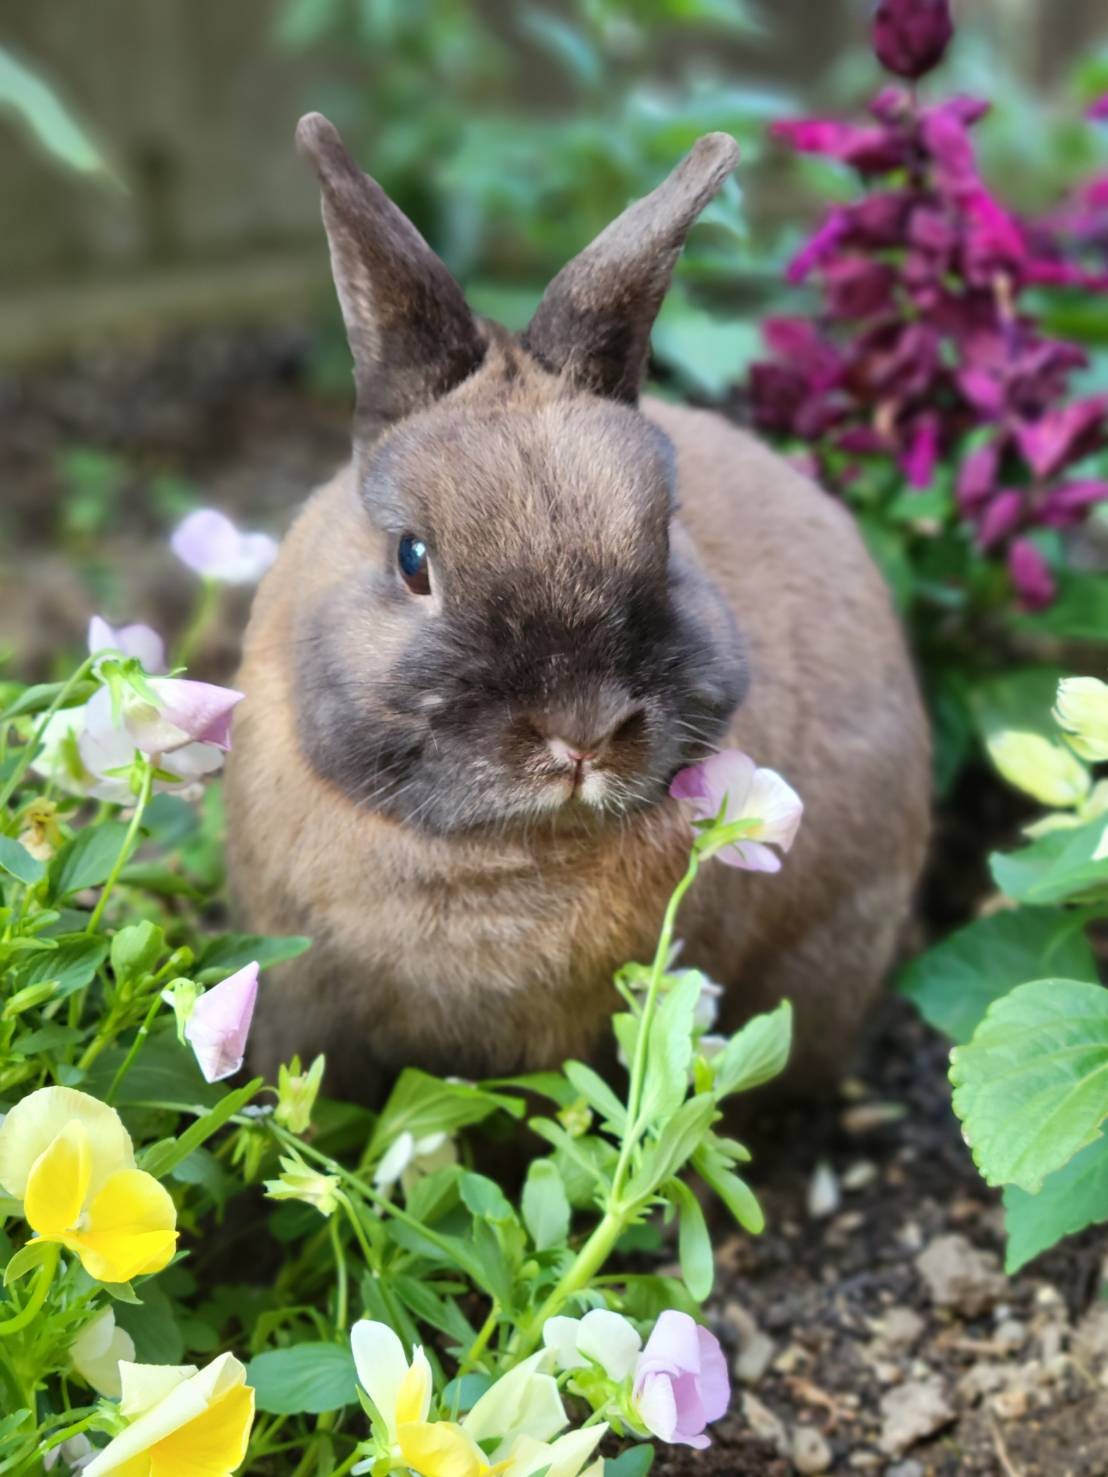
left=224, top=113, right=931, bottom=1104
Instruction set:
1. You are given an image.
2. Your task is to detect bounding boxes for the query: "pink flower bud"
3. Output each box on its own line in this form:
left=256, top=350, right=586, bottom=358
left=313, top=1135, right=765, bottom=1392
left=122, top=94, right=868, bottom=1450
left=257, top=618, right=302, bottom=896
left=185, top=963, right=259, bottom=1082
left=872, top=0, right=954, bottom=81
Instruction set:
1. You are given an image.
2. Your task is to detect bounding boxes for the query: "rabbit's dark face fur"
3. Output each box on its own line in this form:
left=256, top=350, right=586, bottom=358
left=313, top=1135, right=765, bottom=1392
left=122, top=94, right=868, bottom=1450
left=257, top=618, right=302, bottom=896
left=286, top=113, right=749, bottom=836
left=295, top=365, right=746, bottom=834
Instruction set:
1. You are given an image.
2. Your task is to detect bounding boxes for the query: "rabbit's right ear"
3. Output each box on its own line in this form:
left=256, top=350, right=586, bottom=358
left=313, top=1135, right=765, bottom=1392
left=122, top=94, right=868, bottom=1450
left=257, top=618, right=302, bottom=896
left=296, top=113, right=486, bottom=438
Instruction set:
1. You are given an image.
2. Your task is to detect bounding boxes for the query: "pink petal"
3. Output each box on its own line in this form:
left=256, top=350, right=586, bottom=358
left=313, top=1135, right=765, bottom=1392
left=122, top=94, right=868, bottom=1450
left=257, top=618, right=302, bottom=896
left=745, top=768, right=804, bottom=851
left=88, top=617, right=166, bottom=674
left=171, top=509, right=277, bottom=584
left=146, top=679, right=244, bottom=752
left=185, top=963, right=259, bottom=1082
left=1008, top=539, right=1055, bottom=610
left=695, top=1327, right=731, bottom=1424
left=1087, top=95, right=1108, bottom=122
left=786, top=209, right=850, bottom=284
left=900, top=417, right=940, bottom=489
left=636, top=1371, right=678, bottom=1443
left=977, top=489, right=1024, bottom=548
left=717, top=839, right=782, bottom=873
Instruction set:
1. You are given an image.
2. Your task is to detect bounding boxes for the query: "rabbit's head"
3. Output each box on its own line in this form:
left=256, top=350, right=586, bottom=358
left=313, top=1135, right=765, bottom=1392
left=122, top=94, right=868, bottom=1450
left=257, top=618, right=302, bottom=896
left=292, top=114, right=747, bottom=835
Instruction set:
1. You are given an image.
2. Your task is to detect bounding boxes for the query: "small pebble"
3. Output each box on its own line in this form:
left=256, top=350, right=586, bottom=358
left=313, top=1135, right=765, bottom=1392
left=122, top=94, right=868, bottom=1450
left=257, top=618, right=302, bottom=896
left=841, top=1102, right=907, bottom=1134
left=843, top=1159, right=878, bottom=1190
left=793, top=1424, right=833, bottom=1474
left=994, top=1317, right=1027, bottom=1352
left=915, top=1234, right=1005, bottom=1317
left=742, top=1392, right=788, bottom=1456
left=878, top=1306, right=925, bottom=1351
left=885, top=1463, right=924, bottom=1477
left=879, top=1378, right=954, bottom=1456
left=808, top=1160, right=841, bottom=1218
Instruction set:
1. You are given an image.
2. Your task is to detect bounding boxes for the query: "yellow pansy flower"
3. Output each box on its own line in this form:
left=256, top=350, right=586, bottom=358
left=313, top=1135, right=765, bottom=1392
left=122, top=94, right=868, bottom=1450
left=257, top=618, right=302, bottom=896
left=82, top=1353, right=254, bottom=1476
left=397, top=1424, right=606, bottom=1477
left=0, top=1086, right=177, bottom=1284
left=1055, top=676, right=1108, bottom=762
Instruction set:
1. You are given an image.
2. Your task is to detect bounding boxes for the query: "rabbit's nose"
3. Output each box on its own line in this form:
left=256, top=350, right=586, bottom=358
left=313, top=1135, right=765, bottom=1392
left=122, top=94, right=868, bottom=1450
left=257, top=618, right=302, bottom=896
left=531, top=698, right=645, bottom=763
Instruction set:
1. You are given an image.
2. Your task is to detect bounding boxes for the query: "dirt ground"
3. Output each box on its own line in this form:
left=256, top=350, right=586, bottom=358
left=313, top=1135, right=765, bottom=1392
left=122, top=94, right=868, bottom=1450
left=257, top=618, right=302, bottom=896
left=3, top=329, right=1106, bottom=1476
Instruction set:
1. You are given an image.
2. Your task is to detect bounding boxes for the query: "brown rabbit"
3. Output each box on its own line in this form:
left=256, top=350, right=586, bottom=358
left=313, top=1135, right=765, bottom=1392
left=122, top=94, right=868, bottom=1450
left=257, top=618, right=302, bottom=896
left=224, top=114, right=930, bottom=1103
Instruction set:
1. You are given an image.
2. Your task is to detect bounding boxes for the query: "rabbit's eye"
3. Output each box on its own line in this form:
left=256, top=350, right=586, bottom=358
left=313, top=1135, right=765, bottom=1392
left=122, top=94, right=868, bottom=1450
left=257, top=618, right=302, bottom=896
left=397, top=535, right=431, bottom=596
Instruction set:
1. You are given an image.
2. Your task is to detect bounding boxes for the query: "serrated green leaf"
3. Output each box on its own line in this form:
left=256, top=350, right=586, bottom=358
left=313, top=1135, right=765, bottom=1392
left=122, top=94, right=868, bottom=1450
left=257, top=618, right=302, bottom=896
left=194, top=931, right=311, bottom=981
left=12, top=932, right=108, bottom=1000
left=49, top=822, right=130, bottom=898
left=950, top=978, right=1108, bottom=1192
left=990, top=818, right=1108, bottom=905
left=898, top=909, right=1097, bottom=1044
left=1003, top=1135, right=1108, bottom=1273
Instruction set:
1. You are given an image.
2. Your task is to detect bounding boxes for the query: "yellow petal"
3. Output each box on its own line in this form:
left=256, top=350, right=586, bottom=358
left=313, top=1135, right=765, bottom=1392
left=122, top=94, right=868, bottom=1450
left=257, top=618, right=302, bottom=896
left=0, top=1086, right=134, bottom=1200
left=398, top=1421, right=487, bottom=1477
left=120, top=1363, right=199, bottom=1422
left=147, top=1384, right=255, bottom=1477
left=396, top=1347, right=433, bottom=1424
left=24, top=1121, right=91, bottom=1238
left=84, top=1356, right=249, bottom=1477
left=987, top=730, right=1090, bottom=809
left=73, top=1169, right=178, bottom=1284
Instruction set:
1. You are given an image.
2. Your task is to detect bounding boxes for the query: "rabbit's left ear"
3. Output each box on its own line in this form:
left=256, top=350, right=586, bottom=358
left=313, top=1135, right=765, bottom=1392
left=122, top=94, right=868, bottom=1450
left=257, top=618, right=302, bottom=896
left=522, top=133, right=738, bottom=402
left=297, top=112, right=486, bottom=438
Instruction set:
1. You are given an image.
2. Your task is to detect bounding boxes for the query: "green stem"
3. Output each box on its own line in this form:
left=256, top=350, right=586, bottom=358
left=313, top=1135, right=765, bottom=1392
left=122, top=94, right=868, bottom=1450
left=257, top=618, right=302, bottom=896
left=456, top=1303, right=499, bottom=1379
left=175, top=578, right=221, bottom=670
left=515, top=1212, right=623, bottom=1358
left=104, top=994, right=163, bottom=1104
left=338, top=1193, right=379, bottom=1274
left=85, top=760, right=154, bottom=933
left=0, top=1244, right=60, bottom=1337
left=330, top=1216, right=349, bottom=1332
left=0, top=658, right=96, bottom=812
left=609, top=852, right=700, bottom=1204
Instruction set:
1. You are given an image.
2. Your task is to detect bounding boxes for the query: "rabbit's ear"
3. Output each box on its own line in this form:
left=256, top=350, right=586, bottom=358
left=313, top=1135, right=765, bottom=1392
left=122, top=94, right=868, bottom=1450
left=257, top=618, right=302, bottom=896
left=522, top=133, right=738, bottom=402
left=297, top=113, right=486, bottom=435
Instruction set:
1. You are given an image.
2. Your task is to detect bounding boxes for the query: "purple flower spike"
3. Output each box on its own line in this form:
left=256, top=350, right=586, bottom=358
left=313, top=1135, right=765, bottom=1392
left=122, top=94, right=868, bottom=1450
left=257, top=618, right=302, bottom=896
left=633, top=1311, right=731, bottom=1451
left=872, top=0, right=954, bottom=81
left=1015, top=397, right=1108, bottom=481
left=901, top=417, right=940, bottom=489
left=1087, top=96, right=1108, bottom=122
left=1008, top=539, right=1055, bottom=611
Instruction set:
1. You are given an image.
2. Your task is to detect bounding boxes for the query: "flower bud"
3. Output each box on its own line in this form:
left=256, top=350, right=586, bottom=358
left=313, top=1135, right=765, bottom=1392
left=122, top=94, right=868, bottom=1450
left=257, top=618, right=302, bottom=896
left=872, top=0, right=954, bottom=81
left=275, top=1054, right=325, bottom=1134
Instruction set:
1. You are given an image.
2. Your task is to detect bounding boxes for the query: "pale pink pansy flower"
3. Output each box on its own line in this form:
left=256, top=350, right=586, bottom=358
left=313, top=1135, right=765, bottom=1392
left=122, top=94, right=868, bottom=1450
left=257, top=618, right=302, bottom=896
left=669, top=749, right=803, bottom=872
left=87, top=616, right=166, bottom=675
left=184, top=963, right=259, bottom=1082
left=171, top=508, right=278, bottom=584
left=632, top=1310, right=730, bottom=1450
left=543, top=1309, right=643, bottom=1383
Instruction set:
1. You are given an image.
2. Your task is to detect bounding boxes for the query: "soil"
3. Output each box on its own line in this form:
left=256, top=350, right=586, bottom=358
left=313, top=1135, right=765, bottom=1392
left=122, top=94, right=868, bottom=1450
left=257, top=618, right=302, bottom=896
left=3, top=327, right=1107, bottom=1476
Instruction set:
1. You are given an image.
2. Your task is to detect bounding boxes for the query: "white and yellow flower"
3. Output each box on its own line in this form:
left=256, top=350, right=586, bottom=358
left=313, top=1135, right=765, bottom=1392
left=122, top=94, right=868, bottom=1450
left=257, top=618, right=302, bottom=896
left=0, top=1087, right=177, bottom=1284
left=70, top=1307, right=136, bottom=1398
left=82, top=1353, right=254, bottom=1476
left=1054, top=676, right=1108, bottom=762
left=373, top=1130, right=458, bottom=1195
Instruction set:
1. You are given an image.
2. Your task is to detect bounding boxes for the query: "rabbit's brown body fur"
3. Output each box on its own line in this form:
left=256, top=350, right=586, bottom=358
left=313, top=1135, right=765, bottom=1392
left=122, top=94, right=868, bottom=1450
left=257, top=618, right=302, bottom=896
left=225, top=118, right=930, bottom=1101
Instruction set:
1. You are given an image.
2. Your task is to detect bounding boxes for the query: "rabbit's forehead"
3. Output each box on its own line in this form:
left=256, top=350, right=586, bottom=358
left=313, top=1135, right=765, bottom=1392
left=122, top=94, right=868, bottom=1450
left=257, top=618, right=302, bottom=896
left=367, top=398, right=674, bottom=565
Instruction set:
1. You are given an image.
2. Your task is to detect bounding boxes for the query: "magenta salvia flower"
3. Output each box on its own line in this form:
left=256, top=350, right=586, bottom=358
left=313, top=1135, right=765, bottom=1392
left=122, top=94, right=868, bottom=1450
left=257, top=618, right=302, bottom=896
left=171, top=508, right=278, bottom=584
left=1008, top=539, right=1055, bottom=611
left=751, top=2, right=1108, bottom=609
left=88, top=616, right=166, bottom=674
left=872, top=0, right=954, bottom=81
left=184, top=963, right=259, bottom=1082
left=1087, top=96, right=1108, bottom=122
left=670, top=750, right=802, bottom=873
left=632, top=1311, right=730, bottom=1450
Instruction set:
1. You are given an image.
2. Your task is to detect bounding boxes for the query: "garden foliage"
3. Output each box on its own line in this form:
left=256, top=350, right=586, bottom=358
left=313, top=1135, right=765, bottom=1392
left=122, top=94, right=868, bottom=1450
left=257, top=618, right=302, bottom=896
left=901, top=676, right=1108, bottom=1272
left=0, top=536, right=796, bottom=1474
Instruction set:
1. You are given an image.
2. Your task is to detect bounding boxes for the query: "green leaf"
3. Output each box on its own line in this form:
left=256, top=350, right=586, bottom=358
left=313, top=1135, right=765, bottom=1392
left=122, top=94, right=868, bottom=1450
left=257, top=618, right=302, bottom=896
left=990, top=818, right=1108, bottom=905
left=3, top=1239, right=55, bottom=1286
left=605, top=1445, right=655, bottom=1477
left=114, top=1283, right=185, bottom=1363
left=1, top=681, right=96, bottom=721
left=1012, top=571, right=1108, bottom=643
left=950, top=979, right=1108, bottom=1192
left=639, top=973, right=702, bottom=1125
left=898, top=910, right=1098, bottom=1044
left=0, top=47, right=110, bottom=175
left=195, top=932, right=311, bottom=981
left=391, top=1276, right=476, bottom=1349
left=968, top=666, right=1065, bottom=745
left=110, top=921, right=165, bottom=983
left=84, top=1031, right=224, bottom=1111
left=0, top=836, right=44, bottom=886
left=652, top=297, right=760, bottom=401
left=12, top=932, right=108, bottom=1000
left=694, top=1156, right=764, bottom=1234
left=140, top=1079, right=262, bottom=1179
left=49, top=822, right=130, bottom=898
left=521, top=1159, right=571, bottom=1251
left=460, top=1172, right=516, bottom=1225
left=667, top=1179, right=714, bottom=1301
left=1003, top=1134, right=1108, bottom=1274
left=563, top=1061, right=627, bottom=1131
left=627, top=1095, right=717, bottom=1201
left=369, top=1070, right=522, bottom=1159
left=247, top=1343, right=358, bottom=1415
left=711, top=1001, right=793, bottom=1098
